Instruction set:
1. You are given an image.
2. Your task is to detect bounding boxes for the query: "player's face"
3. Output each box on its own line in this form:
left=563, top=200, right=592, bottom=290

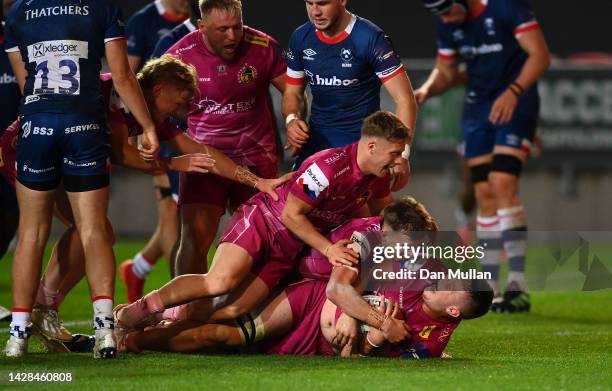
left=200, top=9, right=244, bottom=60
left=367, top=138, right=405, bottom=177
left=440, top=3, right=467, bottom=24
left=422, top=279, right=470, bottom=317
left=305, top=0, right=347, bottom=32
left=153, top=85, right=193, bottom=119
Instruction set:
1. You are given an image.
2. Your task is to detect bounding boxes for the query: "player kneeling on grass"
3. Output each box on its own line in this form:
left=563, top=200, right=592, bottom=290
left=114, top=111, right=408, bottom=341
left=4, top=55, right=289, bottom=354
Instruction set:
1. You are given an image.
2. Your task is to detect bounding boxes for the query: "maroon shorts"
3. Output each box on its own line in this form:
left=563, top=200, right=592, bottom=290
left=219, top=197, right=304, bottom=290
left=178, top=160, right=277, bottom=208
left=262, top=279, right=334, bottom=356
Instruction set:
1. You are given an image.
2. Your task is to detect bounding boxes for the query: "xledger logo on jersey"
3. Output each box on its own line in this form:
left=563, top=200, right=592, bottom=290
left=0, top=73, right=17, bottom=84
left=28, top=40, right=89, bottom=60
left=305, top=71, right=359, bottom=87
left=297, top=163, right=329, bottom=200
left=303, top=48, right=317, bottom=61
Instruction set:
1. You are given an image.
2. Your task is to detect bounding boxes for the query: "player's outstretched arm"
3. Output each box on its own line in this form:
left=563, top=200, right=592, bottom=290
left=105, top=39, right=159, bottom=160
left=109, top=122, right=214, bottom=174
left=414, top=58, right=462, bottom=105
left=384, top=72, right=417, bottom=143
left=167, top=133, right=291, bottom=200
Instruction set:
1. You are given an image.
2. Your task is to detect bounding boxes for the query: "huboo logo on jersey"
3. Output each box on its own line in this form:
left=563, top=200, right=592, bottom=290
left=0, top=73, right=17, bottom=84
left=459, top=43, right=503, bottom=60
left=305, top=70, right=358, bottom=87
left=297, top=163, right=329, bottom=200
left=28, top=40, right=88, bottom=61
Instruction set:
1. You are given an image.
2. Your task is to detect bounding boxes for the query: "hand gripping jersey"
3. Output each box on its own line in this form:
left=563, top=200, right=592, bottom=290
left=0, top=33, right=20, bottom=133
left=153, top=19, right=197, bottom=58
left=286, top=14, right=405, bottom=146
left=4, top=0, right=125, bottom=116
left=299, top=216, right=383, bottom=280
left=436, top=0, right=540, bottom=103
left=126, top=0, right=187, bottom=64
left=167, top=27, right=286, bottom=167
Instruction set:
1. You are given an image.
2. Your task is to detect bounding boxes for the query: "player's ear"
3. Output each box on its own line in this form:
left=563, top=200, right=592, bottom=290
left=152, top=84, right=163, bottom=99
left=368, top=140, right=376, bottom=155
left=446, top=305, right=461, bottom=319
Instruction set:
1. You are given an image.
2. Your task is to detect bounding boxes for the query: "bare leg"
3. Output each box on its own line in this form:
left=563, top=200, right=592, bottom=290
left=12, top=182, right=55, bottom=310
left=175, top=203, right=223, bottom=275
left=131, top=290, right=293, bottom=353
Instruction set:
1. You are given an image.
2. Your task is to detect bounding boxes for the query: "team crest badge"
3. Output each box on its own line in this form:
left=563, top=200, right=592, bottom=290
left=237, top=64, right=258, bottom=84
left=340, top=48, right=353, bottom=62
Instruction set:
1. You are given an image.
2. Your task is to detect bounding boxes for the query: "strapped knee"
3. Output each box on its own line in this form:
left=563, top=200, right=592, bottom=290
left=469, top=163, right=491, bottom=184
left=234, top=313, right=265, bottom=345
left=491, top=154, right=523, bottom=177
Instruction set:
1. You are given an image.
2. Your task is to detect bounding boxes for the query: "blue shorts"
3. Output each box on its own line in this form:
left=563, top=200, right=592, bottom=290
left=16, top=112, right=110, bottom=191
left=462, top=90, right=539, bottom=159
left=159, top=143, right=180, bottom=200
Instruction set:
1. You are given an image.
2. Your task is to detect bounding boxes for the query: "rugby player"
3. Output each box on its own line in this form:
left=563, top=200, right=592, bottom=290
left=3, top=0, right=160, bottom=358
left=119, top=275, right=492, bottom=358
left=120, top=0, right=201, bottom=303
left=19, top=55, right=291, bottom=347
left=163, top=0, right=290, bottom=276
left=114, top=111, right=408, bottom=337
left=416, top=0, right=551, bottom=311
left=283, top=0, right=418, bottom=192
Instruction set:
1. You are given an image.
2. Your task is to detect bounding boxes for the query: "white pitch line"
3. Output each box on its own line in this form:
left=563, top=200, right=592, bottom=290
left=0, top=320, right=90, bottom=333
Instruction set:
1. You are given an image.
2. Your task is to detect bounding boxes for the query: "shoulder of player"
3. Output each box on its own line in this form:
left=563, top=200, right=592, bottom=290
left=242, top=26, right=279, bottom=49
left=351, top=15, right=387, bottom=41
left=289, top=21, right=315, bottom=45
left=167, top=30, right=199, bottom=55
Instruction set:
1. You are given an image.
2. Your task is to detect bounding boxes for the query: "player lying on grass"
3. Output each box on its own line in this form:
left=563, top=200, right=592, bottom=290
left=121, top=196, right=434, bottom=336
left=125, top=198, right=491, bottom=358
left=119, top=274, right=492, bottom=358
left=0, top=55, right=290, bottom=351
left=114, top=111, right=408, bottom=339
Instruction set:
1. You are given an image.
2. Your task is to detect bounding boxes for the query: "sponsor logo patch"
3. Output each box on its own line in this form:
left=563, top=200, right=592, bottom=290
left=297, top=163, right=329, bottom=200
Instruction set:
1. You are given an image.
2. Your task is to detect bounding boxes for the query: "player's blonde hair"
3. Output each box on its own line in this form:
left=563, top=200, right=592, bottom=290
left=137, top=55, right=199, bottom=98
left=361, top=111, right=410, bottom=143
left=199, top=0, right=242, bottom=18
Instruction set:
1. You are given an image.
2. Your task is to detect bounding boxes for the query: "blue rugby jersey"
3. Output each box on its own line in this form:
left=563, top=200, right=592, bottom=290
left=4, top=0, right=125, bottom=116
left=436, top=0, right=540, bottom=103
left=127, top=0, right=187, bottom=64
left=152, top=19, right=197, bottom=58
left=285, top=14, right=405, bottom=144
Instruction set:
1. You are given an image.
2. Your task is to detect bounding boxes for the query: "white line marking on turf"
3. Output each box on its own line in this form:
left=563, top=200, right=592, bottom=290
left=0, top=320, right=90, bottom=333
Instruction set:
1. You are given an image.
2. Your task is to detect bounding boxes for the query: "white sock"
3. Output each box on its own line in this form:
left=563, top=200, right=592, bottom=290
left=132, top=252, right=153, bottom=279
left=10, top=311, right=32, bottom=339
left=92, top=298, right=114, bottom=332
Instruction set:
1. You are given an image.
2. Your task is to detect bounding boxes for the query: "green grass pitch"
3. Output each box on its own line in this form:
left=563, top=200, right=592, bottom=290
left=1, top=241, right=611, bottom=390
